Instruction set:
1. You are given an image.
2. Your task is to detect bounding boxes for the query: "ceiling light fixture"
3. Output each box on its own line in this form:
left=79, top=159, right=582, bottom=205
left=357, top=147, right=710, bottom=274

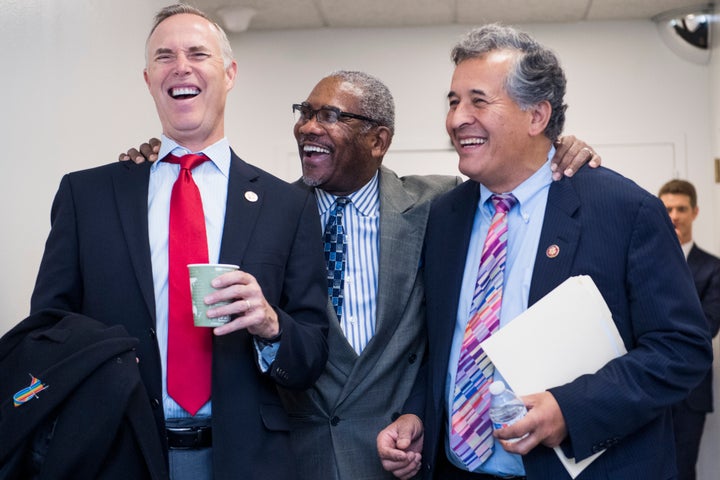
left=216, top=5, right=258, bottom=33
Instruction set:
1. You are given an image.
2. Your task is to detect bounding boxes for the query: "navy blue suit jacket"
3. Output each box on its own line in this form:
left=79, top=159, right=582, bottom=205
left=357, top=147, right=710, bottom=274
left=30, top=151, right=329, bottom=480
left=684, top=244, right=720, bottom=412
left=411, top=165, right=712, bottom=479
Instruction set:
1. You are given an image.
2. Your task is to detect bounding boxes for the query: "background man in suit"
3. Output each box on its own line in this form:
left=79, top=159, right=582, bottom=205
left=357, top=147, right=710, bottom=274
left=378, top=24, right=712, bottom=480
left=121, top=70, right=599, bottom=479
left=30, top=4, right=328, bottom=480
left=659, top=179, right=720, bottom=480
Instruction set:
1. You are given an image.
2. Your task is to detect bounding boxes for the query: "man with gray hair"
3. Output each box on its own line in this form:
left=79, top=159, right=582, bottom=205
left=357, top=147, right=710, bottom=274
left=378, top=24, right=711, bottom=480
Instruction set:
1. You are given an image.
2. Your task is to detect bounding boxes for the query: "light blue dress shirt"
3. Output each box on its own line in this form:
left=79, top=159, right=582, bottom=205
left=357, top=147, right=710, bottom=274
left=445, top=153, right=554, bottom=476
left=149, top=135, right=230, bottom=420
left=315, top=172, right=379, bottom=354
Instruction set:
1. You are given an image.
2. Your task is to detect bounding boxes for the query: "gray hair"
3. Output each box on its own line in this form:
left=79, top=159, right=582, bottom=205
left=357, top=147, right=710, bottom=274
left=327, top=70, right=395, bottom=135
left=146, top=3, right=234, bottom=69
left=451, top=24, right=567, bottom=142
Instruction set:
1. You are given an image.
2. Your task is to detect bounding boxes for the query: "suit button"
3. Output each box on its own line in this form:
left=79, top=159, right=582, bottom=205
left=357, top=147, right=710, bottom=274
left=149, top=328, right=156, bottom=339
left=151, top=398, right=161, bottom=409
left=330, top=416, right=340, bottom=426
left=409, top=353, right=417, bottom=364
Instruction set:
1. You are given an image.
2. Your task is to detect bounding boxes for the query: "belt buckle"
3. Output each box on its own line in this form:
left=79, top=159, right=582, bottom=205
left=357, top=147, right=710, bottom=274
left=166, top=425, right=212, bottom=450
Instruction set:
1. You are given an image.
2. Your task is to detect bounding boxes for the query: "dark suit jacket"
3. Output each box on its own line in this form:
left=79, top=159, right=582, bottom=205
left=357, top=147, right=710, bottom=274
left=410, top=165, right=712, bottom=480
left=0, top=309, right=168, bottom=480
left=684, top=244, right=720, bottom=412
left=30, top=151, right=329, bottom=480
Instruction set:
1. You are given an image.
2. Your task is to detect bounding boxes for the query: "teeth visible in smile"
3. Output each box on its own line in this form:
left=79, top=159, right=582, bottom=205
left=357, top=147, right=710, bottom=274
left=303, top=145, right=331, bottom=154
left=459, top=138, right=487, bottom=146
left=170, top=87, right=200, bottom=98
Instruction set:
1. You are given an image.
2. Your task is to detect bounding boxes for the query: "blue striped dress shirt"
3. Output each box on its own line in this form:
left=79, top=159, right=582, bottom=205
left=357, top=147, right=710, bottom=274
left=315, top=173, right=380, bottom=354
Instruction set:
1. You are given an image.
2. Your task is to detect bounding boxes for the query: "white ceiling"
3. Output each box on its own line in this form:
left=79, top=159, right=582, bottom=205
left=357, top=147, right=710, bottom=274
left=189, top=0, right=711, bottom=32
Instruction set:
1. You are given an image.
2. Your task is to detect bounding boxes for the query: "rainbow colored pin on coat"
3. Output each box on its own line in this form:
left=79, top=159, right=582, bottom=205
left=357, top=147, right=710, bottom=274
left=13, top=374, right=49, bottom=407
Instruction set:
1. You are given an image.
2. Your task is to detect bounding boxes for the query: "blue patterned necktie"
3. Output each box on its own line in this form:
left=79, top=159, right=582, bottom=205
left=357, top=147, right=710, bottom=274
left=324, top=197, right=350, bottom=321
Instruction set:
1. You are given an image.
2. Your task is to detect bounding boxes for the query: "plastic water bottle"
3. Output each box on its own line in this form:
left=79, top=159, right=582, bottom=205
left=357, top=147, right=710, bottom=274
left=488, top=381, right=528, bottom=442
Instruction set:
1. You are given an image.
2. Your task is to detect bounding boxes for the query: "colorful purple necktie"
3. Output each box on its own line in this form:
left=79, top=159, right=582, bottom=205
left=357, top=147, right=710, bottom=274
left=450, top=193, right=517, bottom=470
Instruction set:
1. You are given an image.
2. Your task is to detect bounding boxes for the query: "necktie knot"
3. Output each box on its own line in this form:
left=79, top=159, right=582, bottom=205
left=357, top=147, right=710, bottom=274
left=334, top=196, right=350, bottom=210
left=490, top=193, right=517, bottom=215
left=166, top=153, right=208, bottom=171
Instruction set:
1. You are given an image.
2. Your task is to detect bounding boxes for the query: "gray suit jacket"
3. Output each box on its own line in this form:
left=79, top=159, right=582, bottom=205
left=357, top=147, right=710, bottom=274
left=280, top=166, right=460, bottom=480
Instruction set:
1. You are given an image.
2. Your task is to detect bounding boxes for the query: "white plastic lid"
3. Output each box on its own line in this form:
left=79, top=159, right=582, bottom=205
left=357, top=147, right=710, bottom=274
left=489, top=381, right=506, bottom=395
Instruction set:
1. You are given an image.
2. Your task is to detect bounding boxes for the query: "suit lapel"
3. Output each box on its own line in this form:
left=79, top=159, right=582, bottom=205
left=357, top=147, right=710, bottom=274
left=529, top=178, right=581, bottom=305
left=218, top=150, right=262, bottom=264
left=430, top=181, right=478, bottom=410
left=372, top=168, right=425, bottom=347
left=336, top=167, right=427, bottom=401
left=112, top=162, right=156, bottom=321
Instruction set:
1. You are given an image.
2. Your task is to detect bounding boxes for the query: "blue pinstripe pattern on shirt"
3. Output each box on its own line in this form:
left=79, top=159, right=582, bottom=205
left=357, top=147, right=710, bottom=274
left=315, top=173, right=379, bottom=354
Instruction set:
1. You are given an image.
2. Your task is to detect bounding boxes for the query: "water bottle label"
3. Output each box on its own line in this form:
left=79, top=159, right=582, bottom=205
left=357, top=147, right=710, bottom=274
left=492, top=417, right=528, bottom=443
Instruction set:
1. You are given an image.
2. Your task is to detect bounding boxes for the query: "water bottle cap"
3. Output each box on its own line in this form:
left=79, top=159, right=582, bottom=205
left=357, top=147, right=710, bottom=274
left=489, top=381, right=506, bottom=395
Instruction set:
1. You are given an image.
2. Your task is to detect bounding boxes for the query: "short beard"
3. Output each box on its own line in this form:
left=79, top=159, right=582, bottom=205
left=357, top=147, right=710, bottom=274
left=301, top=175, right=321, bottom=188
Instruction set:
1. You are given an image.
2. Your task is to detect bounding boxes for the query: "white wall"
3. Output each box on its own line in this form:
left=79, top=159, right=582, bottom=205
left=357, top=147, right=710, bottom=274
left=1, top=1, right=717, bottom=477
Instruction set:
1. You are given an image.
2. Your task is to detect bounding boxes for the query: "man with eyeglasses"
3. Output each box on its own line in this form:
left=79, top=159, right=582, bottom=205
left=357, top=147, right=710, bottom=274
left=122, top=70, right=599, bottom=479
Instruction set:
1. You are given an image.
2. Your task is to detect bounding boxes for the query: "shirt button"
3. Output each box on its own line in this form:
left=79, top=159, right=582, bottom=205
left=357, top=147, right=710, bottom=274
left=348, top=316, right=356, bottom=324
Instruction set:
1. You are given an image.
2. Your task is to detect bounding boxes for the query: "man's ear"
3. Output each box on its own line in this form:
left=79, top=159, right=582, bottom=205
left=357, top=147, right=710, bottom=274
left=370, top=126, right=393, bottom=159
left=528, top=100, right=551, bottom=137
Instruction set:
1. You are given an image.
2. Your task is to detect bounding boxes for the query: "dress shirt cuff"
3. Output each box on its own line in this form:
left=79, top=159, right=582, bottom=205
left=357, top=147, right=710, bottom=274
left=253, top=331, right=282, bottom=372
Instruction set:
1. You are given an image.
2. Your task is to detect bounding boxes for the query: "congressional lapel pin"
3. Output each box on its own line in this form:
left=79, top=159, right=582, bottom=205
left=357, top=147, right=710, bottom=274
left=546, top=244, right=560, bottom=258
left=244, top=191, right=258, bottom=202
left=13, top=374, right=49, bottom=407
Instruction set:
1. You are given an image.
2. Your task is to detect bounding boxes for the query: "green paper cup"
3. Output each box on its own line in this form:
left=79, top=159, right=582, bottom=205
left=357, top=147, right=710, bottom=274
left=188, top=263, right=240, bottom=327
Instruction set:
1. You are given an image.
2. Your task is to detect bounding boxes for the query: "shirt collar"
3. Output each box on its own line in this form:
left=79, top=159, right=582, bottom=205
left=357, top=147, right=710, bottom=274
left=153, top=134, right=231, bottom=178
left=478, top=146, right=554, bottom=220
left=681, top=241, right=694, bottom=259
left=315, top=171, right=380, bottom=216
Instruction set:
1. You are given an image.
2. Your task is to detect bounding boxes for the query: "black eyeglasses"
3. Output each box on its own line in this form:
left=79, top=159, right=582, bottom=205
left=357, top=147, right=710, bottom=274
left=292, top=102, right=379, bottom=126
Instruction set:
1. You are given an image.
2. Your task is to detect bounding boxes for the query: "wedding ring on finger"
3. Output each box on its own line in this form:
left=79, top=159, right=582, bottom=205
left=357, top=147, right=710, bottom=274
left=582, top=147, right=593, bottom=157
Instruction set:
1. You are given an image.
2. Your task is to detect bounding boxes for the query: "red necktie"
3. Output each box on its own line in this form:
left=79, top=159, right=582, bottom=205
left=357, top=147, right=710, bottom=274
left=165, top=153, right=211, bottom=415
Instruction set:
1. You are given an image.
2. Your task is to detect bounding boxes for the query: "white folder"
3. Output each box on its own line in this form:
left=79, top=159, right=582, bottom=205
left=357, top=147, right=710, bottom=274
left=480, top=275, right=627, bottom=478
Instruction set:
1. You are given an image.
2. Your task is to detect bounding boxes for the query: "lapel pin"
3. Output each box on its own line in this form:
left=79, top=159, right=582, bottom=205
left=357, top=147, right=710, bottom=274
left=244, top=191, right=258, bottom=202
left=13, top=374, right=49, bottom=407
left=546, top=244, right=560, bottom=258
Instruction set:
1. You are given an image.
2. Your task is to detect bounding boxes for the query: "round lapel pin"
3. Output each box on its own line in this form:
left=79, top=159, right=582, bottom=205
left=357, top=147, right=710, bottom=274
left=244, top=191, right=258, bottom=202
left=546, top=244, right=560, bottom=258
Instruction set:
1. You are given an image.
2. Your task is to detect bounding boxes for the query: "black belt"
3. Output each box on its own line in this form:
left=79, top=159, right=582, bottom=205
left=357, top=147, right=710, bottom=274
left=166, top=425, right=212, bottom=449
